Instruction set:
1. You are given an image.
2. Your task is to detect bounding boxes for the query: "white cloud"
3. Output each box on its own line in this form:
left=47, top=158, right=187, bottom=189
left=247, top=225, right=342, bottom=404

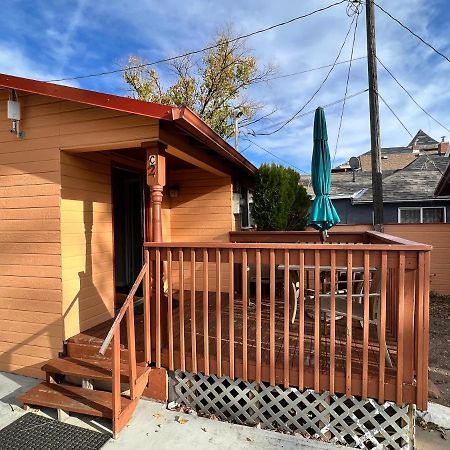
left=0, top=0, right=449, bottom=172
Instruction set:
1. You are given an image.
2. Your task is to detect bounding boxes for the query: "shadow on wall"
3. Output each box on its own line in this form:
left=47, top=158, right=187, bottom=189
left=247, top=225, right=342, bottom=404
left=2, top=197, right=113, bottom=378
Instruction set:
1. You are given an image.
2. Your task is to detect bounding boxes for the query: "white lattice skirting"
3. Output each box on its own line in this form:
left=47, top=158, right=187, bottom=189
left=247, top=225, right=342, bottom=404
left=171, top=370, right=414, bottom=450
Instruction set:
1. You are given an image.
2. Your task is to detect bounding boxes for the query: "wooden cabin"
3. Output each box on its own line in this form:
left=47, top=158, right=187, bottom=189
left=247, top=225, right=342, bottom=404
left=0, top=73, right=254, bottom=377
left=0, top=74, right=431, bottom=448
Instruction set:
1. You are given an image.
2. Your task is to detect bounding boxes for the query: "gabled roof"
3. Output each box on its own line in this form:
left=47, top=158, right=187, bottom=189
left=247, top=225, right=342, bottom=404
left=302, top=170, right=395, bottom=199
left=407, top=129, right=438, bottom=148
left=354, top=155, right=450, bottom=203
left=0, top=73, right=257, bottom=175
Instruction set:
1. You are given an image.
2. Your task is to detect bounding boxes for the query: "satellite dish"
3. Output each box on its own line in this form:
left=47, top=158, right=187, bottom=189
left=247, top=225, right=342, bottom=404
left=349, top=157, right=360, bottom=182
left=349, top=157, right=360, bottom=171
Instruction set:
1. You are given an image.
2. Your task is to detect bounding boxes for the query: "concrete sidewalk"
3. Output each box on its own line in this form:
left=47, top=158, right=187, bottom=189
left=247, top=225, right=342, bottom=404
left=0, top=371, right=345, bottom=450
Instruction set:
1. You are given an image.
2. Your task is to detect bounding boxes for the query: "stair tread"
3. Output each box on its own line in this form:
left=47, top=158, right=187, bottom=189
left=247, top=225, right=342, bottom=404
left=43, top=357, right=149, bottom=382
left=18, top=382, right=131, bottom=418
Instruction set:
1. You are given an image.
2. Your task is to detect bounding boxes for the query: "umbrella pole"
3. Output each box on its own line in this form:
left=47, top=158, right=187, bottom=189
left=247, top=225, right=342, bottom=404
left=320, top=230, right=327, bottom=243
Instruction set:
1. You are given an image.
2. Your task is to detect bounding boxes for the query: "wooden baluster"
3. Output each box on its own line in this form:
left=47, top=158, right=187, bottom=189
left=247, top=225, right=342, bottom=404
left=415, top=251, right=425, bottom=408
left=168, top=249, right=174, bottom=370
left=313, top=249, right=320, bottom=392
left=203, top=249, right=209, bottom=375
left=112, top=328, right=121, bottom=434
left=422, top=251, right=431, bottom=410
left=283, top=250, right=290, bottom=389
left=216, top=249, right=222, bottom=377
left=346, top=250, right=353, bottom=397
left=396, top=251, right=406, bottom=404
left=329, top=250, right=336, bottom=395
left=179, top=249, right=185, bottom=372
left=298, top=250, right=305, bottom=390
left=229, top=249, right=235, bottom=379
left=270, top=249, right=276, bottom=386
left=127, top=303, right=137, bottom=400
left=256, top=249, right=262, bottom=383
left=143, top=251, right=151, bottom=364
left=362, top=251, right=370, bottom=399
left=155, top=249, right=161, bottom=367
left=242, top=249, right=248, bottom=381
left=190, top=249, right=197, bottom=373
left=378, top=250, right=388, bottom=403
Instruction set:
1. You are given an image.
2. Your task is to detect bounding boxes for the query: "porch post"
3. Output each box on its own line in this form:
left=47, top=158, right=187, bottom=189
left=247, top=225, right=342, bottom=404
left=150, top=185, right=164, bottom=242
left=145, top=142, right=166, bottom=242
left=144, top=141, right=168, bottom=358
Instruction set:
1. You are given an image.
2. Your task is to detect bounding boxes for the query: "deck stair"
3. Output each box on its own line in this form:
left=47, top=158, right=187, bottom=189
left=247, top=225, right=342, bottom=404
left=19, top=263, right=152, bottom=437
left=18, top=352, right=151, bottom=436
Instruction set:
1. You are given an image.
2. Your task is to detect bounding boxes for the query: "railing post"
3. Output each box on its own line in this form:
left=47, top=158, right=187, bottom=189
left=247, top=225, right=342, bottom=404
left=127, top=303, right=137, bottom=400
left=144, top=251, right=151, bottom=364
left=403, top=267, right=416, bottom=397
left=112, top=328, right=121, bottom=434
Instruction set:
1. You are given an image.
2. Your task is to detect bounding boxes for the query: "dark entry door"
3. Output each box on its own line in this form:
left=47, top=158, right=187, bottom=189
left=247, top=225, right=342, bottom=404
left=112, top=167, right=145, bottom=295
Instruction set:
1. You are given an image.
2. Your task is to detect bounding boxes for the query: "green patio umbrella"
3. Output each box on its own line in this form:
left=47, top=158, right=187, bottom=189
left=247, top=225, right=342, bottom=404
left=309, top=107, right=340, bottom=240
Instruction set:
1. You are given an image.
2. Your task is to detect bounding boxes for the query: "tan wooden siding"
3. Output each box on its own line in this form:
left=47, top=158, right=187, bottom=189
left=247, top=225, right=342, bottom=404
left=0, top=91, right=159, bottom=376
left=166, top=168, right=234, bottom=292
left=168, top=168, right=233, bottom=242
left=61, top=152, right=115, bottom=339
left=0, top=92, right=62, bottom=377
left=334, top=223, right=450, bottom=295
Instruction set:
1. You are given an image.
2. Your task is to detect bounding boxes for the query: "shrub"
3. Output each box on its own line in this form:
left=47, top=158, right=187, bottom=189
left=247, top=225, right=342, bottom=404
left=251, top=163, right=310, bottom=231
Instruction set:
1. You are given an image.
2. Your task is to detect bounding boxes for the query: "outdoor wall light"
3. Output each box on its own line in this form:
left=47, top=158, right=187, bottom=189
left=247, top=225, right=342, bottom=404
left=168, top=184, right=180, bottom=198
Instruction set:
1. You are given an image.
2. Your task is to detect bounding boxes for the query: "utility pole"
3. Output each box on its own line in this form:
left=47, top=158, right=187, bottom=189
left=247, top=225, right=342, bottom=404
left=365, top=0, right=384, bottom=232
left=234, top=110, right=243, bottom=151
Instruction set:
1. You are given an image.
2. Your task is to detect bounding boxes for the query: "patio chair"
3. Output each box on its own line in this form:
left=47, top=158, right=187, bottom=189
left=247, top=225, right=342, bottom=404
left=292, top=269, right=393, bottom=368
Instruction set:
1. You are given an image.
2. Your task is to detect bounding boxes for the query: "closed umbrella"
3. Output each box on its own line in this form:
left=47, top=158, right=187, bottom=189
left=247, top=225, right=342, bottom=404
left=309, top=107, right=340, bottom=240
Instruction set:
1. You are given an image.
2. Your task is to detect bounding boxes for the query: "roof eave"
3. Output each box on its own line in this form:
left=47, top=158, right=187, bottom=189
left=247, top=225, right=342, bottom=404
left=0, top=73, right=174, bottom=120
left=173, top=107, right=257, bottom=175
left=0, top=73, right=257, bottom=176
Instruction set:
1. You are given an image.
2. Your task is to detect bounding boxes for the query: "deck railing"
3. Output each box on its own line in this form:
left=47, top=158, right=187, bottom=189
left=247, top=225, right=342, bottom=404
left=98, top=261, right=151, bottom=435
left=144, top=231, right=431, bottom=409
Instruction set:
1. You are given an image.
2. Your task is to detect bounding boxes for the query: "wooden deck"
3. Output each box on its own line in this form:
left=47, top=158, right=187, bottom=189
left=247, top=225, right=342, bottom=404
left=68, top=291, right=398, bottom=397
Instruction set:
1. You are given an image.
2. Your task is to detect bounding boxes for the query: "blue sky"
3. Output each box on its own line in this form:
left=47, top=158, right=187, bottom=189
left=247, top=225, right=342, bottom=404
left=1, top=0, right=450, bottom=174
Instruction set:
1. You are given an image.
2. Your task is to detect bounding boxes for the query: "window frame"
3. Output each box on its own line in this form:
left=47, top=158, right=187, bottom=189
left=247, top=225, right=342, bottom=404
left=397, top=206, right=446, bottom=224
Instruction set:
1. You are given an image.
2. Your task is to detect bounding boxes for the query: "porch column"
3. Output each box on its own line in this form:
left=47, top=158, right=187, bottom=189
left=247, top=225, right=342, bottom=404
left=145, top=141, right=167, bottom=242
left=150, top=185, right=164, bottom=242
left=144, top=141, right=168, bottom=358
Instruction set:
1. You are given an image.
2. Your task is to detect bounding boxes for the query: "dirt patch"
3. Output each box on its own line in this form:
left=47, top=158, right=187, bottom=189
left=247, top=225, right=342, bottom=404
left=428, top=293, right=450, bottom=408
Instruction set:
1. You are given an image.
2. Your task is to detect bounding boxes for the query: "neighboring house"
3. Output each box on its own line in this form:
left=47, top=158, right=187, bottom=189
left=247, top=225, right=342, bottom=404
left=334, top=129, right=449, bottom=173
left=306, top=131, right=450, bottom=225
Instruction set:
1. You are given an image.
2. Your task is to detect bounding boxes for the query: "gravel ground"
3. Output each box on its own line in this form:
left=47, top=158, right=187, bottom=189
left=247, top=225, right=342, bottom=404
left=428, top=293, right=450, bottom=408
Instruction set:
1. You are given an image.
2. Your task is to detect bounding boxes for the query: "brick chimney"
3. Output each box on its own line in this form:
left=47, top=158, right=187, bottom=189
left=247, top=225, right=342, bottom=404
left=438, top=136, right=449, bottom=156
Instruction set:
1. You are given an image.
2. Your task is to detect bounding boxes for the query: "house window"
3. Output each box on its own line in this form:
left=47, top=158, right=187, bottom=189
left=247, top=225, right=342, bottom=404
left=398, top=207, right=446, bottom=224
left=239, top=188, right=254, bottom=229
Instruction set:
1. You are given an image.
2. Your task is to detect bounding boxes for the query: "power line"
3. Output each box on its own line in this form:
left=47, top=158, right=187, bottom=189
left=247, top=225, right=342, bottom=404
left=377, top=90, right=445, bottom=176
left=244, top=138, right=309, bottom=174
left=255, top=15, right=357, bottom=136
left=333, top=11, right=360, bottom=165
left=243, top=88, right=369, bottom=171
left=374, top=2, right=450, bottom=65
left=251, top=88, right=368, bottom=135
left=376, top=56, right=450, bottom=133
left=45, top=1, right=346, bottom=83
left=378, top=92, right=413, bottom=137
left=259, top=56, right=366, bottom=83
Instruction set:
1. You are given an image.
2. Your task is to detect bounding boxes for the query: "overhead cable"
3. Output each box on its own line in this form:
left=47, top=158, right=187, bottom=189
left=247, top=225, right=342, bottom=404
left=46, top=1, right=346, bottom=82
left=377, top=56, right=450, bottom=133
left=333, top=11, right=360, bottom=165
left=254, top=16, right=357, bottom=136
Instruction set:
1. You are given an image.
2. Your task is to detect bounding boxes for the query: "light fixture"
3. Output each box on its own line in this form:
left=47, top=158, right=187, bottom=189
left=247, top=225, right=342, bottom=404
left=8, top=90, right=25, bottom=138
left=168, top=184, right=180, bottom=198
